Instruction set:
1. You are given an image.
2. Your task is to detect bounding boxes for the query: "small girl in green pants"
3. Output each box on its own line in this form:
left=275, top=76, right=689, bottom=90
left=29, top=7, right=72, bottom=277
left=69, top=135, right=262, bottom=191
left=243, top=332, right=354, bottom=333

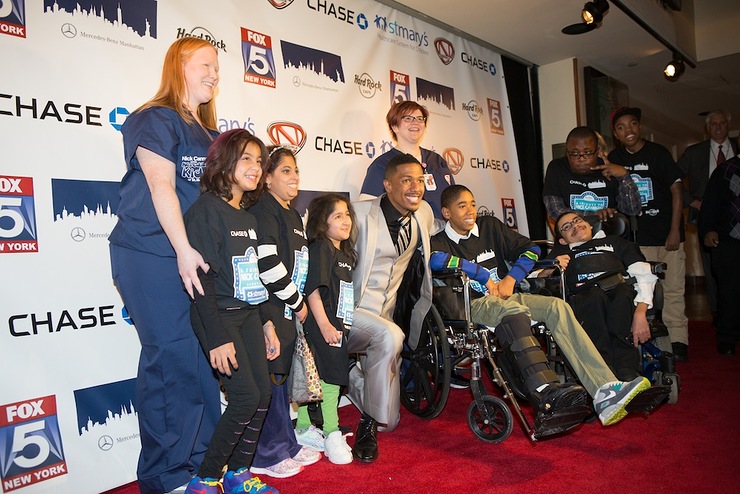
left=295, top=193, right=357, bottom=464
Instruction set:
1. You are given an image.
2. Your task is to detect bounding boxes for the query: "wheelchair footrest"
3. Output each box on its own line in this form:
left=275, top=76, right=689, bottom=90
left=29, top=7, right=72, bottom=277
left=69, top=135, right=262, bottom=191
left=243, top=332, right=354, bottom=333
left=624, top=385, right=671, bottom=414
left=534, top=404, right=592, bottom=438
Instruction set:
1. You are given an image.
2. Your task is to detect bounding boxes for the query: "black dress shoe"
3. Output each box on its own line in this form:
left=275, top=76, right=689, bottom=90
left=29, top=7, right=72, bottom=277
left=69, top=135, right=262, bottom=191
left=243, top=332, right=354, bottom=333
left=717, top=343, right=736, bottom=356
left=352, top=415, right=378, bottom=463
left=672, top=342, right=688, bottom=362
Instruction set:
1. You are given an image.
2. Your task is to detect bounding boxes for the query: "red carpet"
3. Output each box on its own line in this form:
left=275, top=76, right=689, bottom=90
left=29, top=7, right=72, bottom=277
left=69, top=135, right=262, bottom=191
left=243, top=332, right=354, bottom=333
left=107, top=321, right=740, bottom=494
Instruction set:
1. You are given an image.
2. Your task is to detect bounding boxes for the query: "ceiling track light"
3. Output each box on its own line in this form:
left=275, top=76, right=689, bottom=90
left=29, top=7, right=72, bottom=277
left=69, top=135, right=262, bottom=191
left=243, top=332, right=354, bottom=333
left=562, top=0, right=610, bottom=35
left=664, top=54, right=685, bottom=81
left=582, top=0, right=610, bottom=25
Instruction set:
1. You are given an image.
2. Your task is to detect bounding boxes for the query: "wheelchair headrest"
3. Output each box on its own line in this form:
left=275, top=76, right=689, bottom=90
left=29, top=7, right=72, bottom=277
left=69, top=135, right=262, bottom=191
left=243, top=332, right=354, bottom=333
left=586, top=212, right=630, bottom=239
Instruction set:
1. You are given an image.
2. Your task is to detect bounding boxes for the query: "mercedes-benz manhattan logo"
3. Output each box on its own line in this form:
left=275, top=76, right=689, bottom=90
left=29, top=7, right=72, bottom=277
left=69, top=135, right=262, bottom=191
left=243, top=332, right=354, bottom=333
left=71, top=227, right=86, bottom=242
left=98, top=435, right=114, bottom=451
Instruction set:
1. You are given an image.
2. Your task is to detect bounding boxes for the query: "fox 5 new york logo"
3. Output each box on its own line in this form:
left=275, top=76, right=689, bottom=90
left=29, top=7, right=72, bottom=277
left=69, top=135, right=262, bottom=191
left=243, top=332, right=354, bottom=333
left=0, top=176, right=38, bottom=254
left=0, top=0, right=26, bottom=38
left=1, top=396, right=68, bottom=492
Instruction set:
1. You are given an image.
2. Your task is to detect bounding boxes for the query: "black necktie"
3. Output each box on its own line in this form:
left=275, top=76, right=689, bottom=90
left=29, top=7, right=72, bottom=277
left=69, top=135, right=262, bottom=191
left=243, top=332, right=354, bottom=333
left=717, top=144, right=726, bottom=165
left=396, top=215, right=411, bottom=255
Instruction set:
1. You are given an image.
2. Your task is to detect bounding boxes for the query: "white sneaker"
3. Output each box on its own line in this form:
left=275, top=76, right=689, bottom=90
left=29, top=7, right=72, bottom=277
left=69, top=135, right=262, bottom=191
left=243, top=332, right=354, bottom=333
left=324, top=430, right=353, bottom=465
left=292, top=446, right=321, bottom=466
left=250, top=457, right=304, bottom=478
left=295, top=424, right=325, bottom=452
left=594, top=377, right=650, bottom=426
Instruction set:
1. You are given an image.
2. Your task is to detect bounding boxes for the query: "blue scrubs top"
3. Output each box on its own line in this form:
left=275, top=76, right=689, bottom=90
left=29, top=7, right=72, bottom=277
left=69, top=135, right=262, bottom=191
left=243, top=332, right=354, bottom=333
left=109, top=106, right=219, bottom=257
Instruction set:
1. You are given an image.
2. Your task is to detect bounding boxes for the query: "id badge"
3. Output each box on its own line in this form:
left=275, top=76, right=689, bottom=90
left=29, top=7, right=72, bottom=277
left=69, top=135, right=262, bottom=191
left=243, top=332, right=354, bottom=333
left=329, top=330, right=343, bottom=348
left=424, top=173, right=437, bottom=191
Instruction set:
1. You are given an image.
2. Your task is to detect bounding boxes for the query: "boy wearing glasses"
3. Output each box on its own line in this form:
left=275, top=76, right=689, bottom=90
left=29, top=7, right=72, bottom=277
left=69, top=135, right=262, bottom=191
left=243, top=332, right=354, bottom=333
left=551, top=211, right=658, bottom=381
left=360, top=100, right=454, bottom=221
left=543, top=126, right=641, bottom=222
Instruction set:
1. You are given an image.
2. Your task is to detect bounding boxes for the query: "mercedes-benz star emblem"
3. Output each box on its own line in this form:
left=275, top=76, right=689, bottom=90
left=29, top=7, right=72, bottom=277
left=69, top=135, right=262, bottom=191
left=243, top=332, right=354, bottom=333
left=71, top=227, right=86, bottom=242
left=61, top=23, right=77, bottom=38
left=98, top=435, right=114, bottom=451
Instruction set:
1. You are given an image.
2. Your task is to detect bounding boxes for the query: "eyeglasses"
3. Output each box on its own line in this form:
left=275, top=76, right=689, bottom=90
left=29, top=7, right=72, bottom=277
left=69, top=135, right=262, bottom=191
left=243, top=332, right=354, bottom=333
left=401, top=115, right=426, bottom=124
left=567, top=150, right=596, bottom=160
left=559, top=216, right=584, bottom=233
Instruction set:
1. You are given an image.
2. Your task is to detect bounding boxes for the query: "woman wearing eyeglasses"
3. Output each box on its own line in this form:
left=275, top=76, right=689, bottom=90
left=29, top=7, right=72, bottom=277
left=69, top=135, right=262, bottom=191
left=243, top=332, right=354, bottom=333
left=360, top=100, right=455, bottom=221
left=543, top=126, right=641, bottom=223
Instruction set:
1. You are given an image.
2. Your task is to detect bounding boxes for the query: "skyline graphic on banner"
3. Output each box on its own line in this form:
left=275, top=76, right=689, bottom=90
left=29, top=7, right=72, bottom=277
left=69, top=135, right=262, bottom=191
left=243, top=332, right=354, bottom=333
left=43, top=0, right=157, bottom=38
left=416, top=78, right=455, bottom=111
left=51, top=179, right=119, bottom=222
left=280, top=40, right=345, bottom=83
left=74, top=378, right=137, bottom=436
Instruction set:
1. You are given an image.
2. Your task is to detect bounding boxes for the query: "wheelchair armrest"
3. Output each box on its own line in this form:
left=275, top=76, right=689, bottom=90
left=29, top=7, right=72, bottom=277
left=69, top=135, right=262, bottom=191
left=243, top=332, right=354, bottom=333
left=530, top=239, right=554, bottom=258
left=649, top=261, right=667, bottom=275
left=431, top=268, right=469, bottom=285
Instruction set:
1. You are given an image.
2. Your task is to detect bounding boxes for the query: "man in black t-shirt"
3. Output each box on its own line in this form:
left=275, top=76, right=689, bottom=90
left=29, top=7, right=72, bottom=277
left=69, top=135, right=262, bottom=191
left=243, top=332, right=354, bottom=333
left=608, top=107, right=688, bottom=362
left=543, top=126, right=641, bottom=223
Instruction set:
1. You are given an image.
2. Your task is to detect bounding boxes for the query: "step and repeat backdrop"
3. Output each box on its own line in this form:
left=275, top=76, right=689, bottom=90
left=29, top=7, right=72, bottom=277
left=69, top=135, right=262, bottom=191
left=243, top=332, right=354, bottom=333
left=0, top=0, right=527, bottom=492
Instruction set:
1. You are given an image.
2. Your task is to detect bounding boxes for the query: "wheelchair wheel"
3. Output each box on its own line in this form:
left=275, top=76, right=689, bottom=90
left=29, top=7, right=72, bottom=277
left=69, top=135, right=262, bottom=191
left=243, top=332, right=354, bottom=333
left=400, top=305, right=451, bottom=419
left=467, top=395, right=513, bottom=443
left=666, top=372, right=681, bottom=404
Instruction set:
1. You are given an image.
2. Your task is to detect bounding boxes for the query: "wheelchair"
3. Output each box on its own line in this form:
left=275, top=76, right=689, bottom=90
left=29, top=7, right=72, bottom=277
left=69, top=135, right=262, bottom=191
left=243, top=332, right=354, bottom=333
left=526, top=213, right=680, bottom=405
left=399, top=268, right=560, bottom=444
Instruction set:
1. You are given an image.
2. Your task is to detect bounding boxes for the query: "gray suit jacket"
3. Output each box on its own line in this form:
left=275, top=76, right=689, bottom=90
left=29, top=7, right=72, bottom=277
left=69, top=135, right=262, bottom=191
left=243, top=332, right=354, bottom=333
left=352, top=196, right=434, bottom=349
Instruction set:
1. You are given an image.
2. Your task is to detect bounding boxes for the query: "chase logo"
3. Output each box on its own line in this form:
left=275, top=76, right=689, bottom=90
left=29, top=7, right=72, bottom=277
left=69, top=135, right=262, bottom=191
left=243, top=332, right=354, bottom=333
left=443, top=148, right=464, bottom=175
left=108, top=107, right=129, bottom=131
left=267, top=0, right=294, bottom=8
left=307, top=1, right=358, bottom=26
left=461, top=52, right=497, bottom=76
left=0, top=175, right=38, bottom=254
left=242, top=27, right=277, bottom=89
left=434, top=38, right=454, bottom=65
left=0, top=395, right=68, bottom=492
left=43, top=0, right=157, bottom=39
left=470, top=156, right=509, bottom=173
left=281, top=40, right=345, bottom=84
left=356, top=13, right=368, bottom=30
left=0, top=0, right=25, bottom=38
left=417, top=77, right=455, bottom=111
left=266, top=121, right=307, bottom=154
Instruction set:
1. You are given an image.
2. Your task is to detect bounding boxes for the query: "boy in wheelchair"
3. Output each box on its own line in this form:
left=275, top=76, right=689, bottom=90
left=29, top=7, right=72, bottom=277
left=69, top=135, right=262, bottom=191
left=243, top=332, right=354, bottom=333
left=430, top=185, right=665, bottom=431
left=551, top=212, right=663, bottom=382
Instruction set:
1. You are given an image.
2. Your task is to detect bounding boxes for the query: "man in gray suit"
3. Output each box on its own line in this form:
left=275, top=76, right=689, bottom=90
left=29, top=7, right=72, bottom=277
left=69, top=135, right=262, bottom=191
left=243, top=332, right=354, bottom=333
left=347, top=153, right=434, bottom=463
left=677, top=109, right=737, bottom=347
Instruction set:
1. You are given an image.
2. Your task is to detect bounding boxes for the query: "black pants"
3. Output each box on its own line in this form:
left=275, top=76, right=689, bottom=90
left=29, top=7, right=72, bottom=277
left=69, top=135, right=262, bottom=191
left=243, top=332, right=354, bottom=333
left=711, top=240, right=740, bottom=346
left=570, top=283, right=640, bottom=381
left=197, top=309, right=272, bottom=478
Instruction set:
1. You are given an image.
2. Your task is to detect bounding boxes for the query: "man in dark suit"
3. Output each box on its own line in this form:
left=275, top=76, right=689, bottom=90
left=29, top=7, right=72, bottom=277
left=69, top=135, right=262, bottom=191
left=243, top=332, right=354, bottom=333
left=347, top=153, right=435, bottom=463
left=677, top=109, right=737, bottom=339
left=699, top=150, right=740, bottom=356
